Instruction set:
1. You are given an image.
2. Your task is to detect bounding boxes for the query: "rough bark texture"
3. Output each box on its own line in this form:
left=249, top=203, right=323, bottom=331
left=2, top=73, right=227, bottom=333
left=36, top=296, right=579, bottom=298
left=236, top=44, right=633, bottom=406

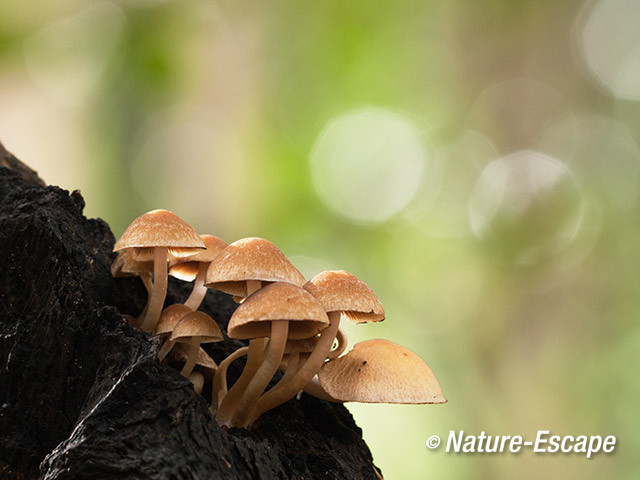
left=0, top=143, right=380, bottom=480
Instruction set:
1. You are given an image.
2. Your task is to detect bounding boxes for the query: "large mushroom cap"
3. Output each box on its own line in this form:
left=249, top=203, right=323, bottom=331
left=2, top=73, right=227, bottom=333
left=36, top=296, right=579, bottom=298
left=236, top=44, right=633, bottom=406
left=204, top=237, right=306, bottom=296
left=169, top=234, right=228, bottom=281
left=227, top=282, right=329, bottom=340
left=155, top=304, right=193, bottom=336
left=318, top=339, right=446, bottom=404
left=113, top=209, right=205, bottom=258
left=304, top=270, right=384, bottom=323
left=170, top=311, right=224, bottom=343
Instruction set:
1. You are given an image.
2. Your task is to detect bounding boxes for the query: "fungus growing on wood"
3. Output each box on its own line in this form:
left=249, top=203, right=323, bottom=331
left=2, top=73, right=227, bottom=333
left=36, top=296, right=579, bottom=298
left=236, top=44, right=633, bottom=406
left=318, top=339, right=446, bottom=404
left=245, top=270, right=383, bottom=426
left=169, top=310, right=223, bottom=377
left=113, top=209, right=205, bottom=332
left=169, top=234, right=227, bottom=310
left=206, top=237, right=307, bottom=425
left=216, top=282, right=329, bottom=428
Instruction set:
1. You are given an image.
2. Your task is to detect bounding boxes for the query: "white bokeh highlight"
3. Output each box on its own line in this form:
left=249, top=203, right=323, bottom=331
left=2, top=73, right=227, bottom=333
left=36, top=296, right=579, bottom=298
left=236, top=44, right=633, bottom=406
left=309, top=108, right=426, bottom=225
left=469, top=151, right=585, bottom=265
left=577, top=0, right=640, bottom=100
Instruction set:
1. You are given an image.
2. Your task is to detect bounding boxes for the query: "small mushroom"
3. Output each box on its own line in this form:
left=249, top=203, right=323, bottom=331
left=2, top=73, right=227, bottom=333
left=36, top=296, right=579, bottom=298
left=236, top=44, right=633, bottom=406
left=210, top=346, right=249, bottom=412
left=216, top=282, right=329, bottom=428
left=114, top=209, right=204, bottom=332
left=318, top=339, right=446, bottom=404
left=246, top=270, right=383, bottom=426
left=169, top=234, right=227, bottom=310
left=169, top=343, right=218, bottom=379
left=170, top=311, right=223, bottom=377
left=154, top=304, right=193, bottom=361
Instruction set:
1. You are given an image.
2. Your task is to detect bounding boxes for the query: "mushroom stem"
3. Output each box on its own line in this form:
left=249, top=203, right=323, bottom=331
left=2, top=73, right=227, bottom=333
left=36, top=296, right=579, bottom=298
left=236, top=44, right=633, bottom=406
left=157, top=338, right=176, bottom=361
left=140, top=247, right=168, bottom=332
left=189, top=371, right=205, bottom=395
left=184, top=262, right=208, bottom=310
left=180, top=336, right=202, bottom=377
left=215, top=279, right=264, bottom=426
left=245, top=312, right=340, bottom=427
left=211, top=346, right=249, bottom=413
left=328, top=328, right=348, bottom=359
left=232, top=320, right=289, bottom=427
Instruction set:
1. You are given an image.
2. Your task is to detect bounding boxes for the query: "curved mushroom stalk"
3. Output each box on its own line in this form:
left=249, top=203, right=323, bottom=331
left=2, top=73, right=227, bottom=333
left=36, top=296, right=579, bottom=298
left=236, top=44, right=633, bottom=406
left=231, top=320, right=289, bottom=428
left=328, top=328, right=348, bottom=359
left=244, top=312, right=340, bottom=427
left=216, top=338, right=267, bottom=425
left=211, top=347, right=249, bottom=413
left=184, top=262, right=209, bottom=310
left=140, top=246, right=168, bottom=332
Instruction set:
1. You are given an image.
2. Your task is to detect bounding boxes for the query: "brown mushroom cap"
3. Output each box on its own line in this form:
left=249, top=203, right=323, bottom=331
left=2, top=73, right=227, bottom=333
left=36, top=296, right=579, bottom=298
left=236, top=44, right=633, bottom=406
left=169, top=234, right=228, bottom=281
left=170, top=311, right=223, bottom=343
left=113, top=209, right=205, bottom=258
left=227, top=282, right=329, bottom=340
left=169, top=343, right=217, bottom=378
left=155, top=304, right=193, bottom=336
left=318, top=339, right=446, bottom=404
left=204, top=237, right=306, bottom=296
left=303, top=270, right=384, bottom=323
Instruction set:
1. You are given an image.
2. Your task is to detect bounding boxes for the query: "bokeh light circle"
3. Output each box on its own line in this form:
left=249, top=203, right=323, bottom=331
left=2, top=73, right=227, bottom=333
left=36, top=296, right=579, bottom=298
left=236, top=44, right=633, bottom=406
left=468, top=151, right=585, bottom=265
left=309, top=108, right=426, bottom=224
left=577, top=0, right=640, bottom=100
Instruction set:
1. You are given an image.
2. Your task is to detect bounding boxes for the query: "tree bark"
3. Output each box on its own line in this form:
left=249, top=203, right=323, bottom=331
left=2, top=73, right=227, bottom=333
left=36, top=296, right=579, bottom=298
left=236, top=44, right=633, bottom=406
left=0, top=142, right=381, bottom=479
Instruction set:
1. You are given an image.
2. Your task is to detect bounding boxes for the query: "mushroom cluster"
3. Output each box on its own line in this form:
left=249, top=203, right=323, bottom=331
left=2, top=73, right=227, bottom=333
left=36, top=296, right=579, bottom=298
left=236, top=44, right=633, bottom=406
left=113, top=209, right=446, bottom=428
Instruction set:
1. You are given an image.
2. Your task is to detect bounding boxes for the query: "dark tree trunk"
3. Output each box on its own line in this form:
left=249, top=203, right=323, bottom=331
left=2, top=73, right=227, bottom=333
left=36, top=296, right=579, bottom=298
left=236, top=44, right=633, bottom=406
left=0, top=142, right=381, bottom=480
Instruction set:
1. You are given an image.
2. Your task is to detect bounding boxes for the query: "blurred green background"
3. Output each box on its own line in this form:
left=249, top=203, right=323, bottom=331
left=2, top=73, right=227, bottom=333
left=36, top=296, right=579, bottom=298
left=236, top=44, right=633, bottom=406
left=1, top=0, right=639, bottom=478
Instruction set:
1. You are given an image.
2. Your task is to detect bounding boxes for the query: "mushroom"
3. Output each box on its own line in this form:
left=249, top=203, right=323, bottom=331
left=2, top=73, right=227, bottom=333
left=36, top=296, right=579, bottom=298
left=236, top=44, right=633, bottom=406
left=154, top=304, right=193, bottom=361
left=317, top=339, right=446, bottom=404
left=169, top=310, right=223, bottom=377
left=216, top=282, right=329, bottom=428
left=205, top=237, right=306, bottom=425
left=245, top=270, right=383, bottom=426
left=169, top=234, right=227, bottom=310
left=113, top=209, right=205, bottom=332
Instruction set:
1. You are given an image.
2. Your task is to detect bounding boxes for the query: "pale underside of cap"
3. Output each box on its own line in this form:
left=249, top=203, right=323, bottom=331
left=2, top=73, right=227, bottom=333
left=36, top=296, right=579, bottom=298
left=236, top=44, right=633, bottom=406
left=318, top=339, right=446, bottom=404
left=169, top=235, right=228, bottom=281
left=170, top=311, right=223, bottom=343
left=155, top=304, right=193, bottom=336
left=304, top=270, right=384, bottom=323
left=227, top=282, right=329, bottom=340
left=204, top=237, right=306, bottom=296
left=113, top=209, right=205, bottom=256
